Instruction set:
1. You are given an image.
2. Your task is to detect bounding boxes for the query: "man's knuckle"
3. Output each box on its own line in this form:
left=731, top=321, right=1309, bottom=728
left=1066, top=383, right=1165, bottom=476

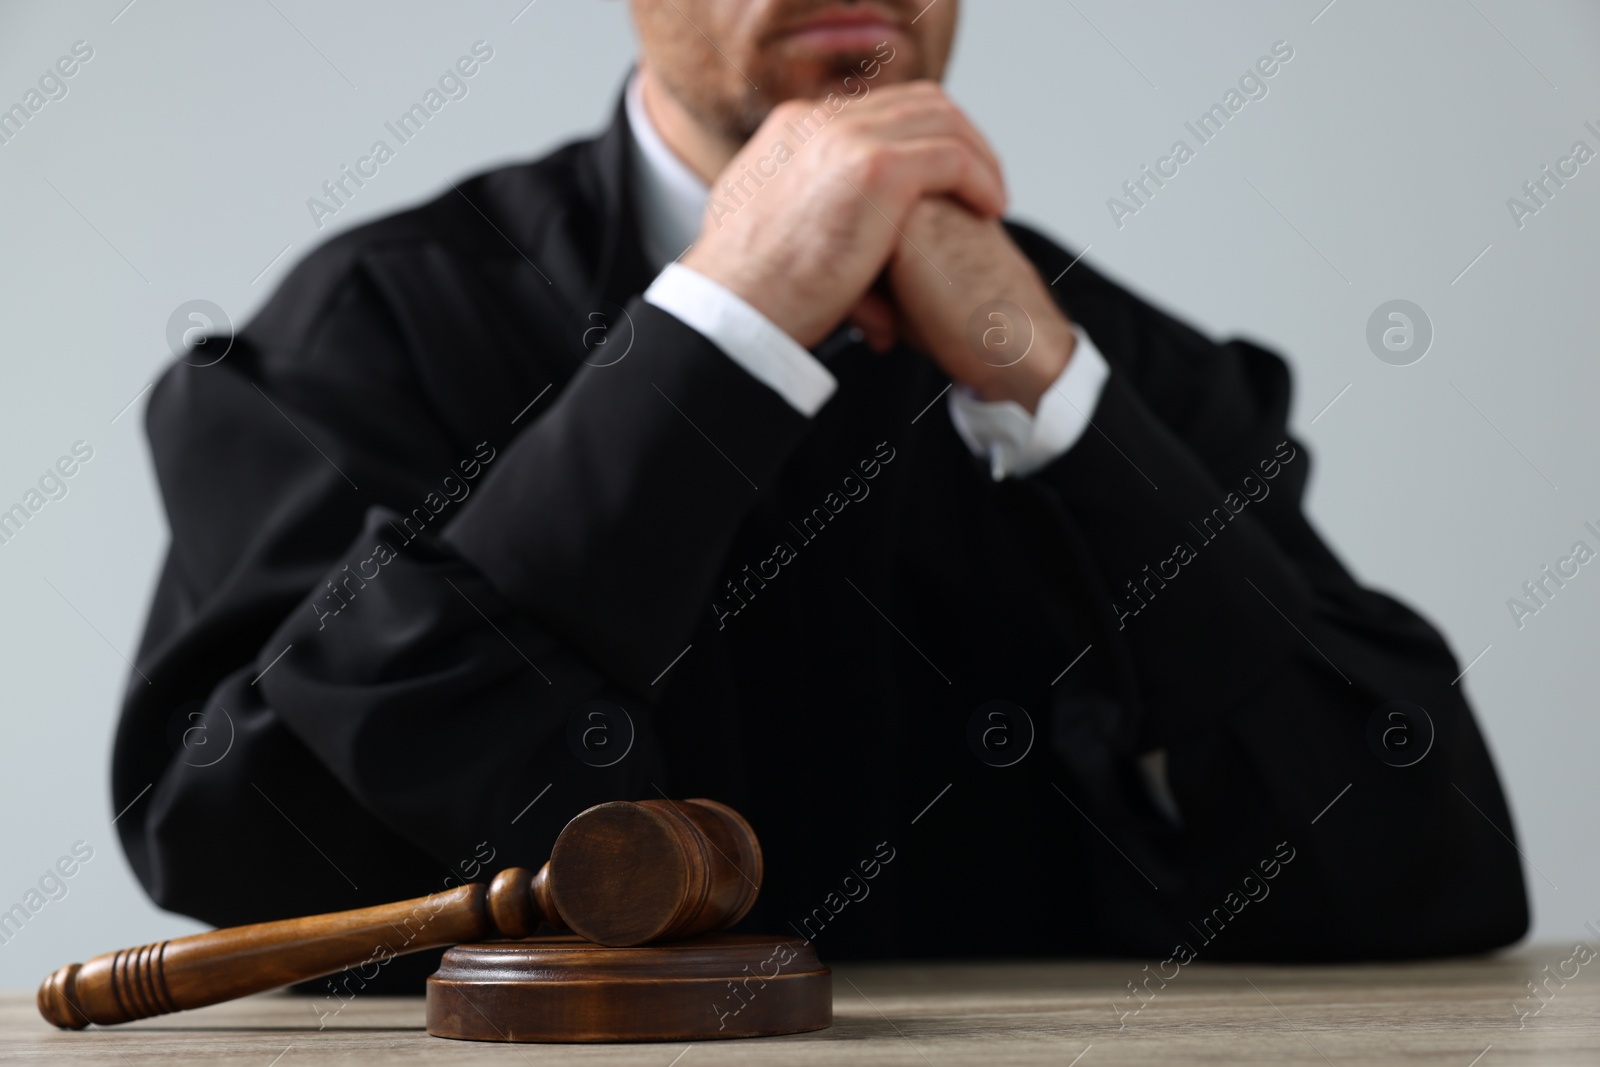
left=849, top=145, right=892, bottom=186
left=885, top=103, right=919, bottom=126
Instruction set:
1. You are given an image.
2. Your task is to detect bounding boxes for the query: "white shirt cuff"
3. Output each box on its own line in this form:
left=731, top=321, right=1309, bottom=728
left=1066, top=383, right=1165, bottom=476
left=644, top=263, right=837, bottom=417
left=947, top=325, right=1111, bottom=480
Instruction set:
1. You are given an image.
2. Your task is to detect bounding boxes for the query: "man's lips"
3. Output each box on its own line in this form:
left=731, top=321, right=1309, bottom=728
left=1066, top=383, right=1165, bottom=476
left=774, top=8, right=905, bottom=50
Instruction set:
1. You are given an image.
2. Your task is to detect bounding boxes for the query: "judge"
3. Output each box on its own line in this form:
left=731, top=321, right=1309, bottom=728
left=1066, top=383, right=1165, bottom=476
left=113, top=0, right=1527, bottom=979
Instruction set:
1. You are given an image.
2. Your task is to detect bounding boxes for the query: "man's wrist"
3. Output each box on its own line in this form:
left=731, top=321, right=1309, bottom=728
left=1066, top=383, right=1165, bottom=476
left=680, top=245, right=821, bottom=349
left=967, top=311, right=1076, bottom=415
left=644, top=263, right=838, bottom=416
left=948, top=323, right=1111, bottom=480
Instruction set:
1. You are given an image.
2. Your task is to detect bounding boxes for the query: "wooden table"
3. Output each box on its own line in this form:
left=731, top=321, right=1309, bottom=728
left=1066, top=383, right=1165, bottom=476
left=5, top=947, right=1597, bottom=1064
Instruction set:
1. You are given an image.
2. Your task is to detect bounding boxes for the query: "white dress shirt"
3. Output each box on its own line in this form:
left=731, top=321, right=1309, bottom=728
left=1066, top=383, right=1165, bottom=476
left=627, top=73, right=1110, bottom=480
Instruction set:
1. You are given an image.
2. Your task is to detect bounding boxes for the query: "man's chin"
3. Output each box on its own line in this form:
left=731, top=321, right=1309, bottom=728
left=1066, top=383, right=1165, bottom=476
left=760, top=51, right=923, bottom=104
left=705, top=43, right=926, bottom=142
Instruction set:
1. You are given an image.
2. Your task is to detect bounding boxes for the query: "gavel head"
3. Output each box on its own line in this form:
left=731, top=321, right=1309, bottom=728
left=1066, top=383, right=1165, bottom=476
left=545, top=798, right=762, bottom=947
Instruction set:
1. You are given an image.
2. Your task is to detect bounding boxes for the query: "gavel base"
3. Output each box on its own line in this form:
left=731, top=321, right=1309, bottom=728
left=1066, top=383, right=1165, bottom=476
left=425, top=934, right=830, bottom=1043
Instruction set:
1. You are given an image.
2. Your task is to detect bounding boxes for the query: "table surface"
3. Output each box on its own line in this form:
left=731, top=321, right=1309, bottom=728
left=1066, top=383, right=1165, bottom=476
left=4, top=947, right=1597, bottom=1065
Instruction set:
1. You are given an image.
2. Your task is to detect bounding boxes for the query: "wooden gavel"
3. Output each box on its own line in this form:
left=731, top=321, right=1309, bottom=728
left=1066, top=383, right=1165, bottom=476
left=38, top=798, right=762, bottom=1029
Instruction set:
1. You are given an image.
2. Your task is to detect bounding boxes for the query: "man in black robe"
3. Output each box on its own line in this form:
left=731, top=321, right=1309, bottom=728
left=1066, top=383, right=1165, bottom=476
left=113, top=0, right=1527, bottom=976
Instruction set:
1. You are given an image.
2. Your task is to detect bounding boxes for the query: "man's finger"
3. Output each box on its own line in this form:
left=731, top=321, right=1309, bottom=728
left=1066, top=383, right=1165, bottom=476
left=854, top=137, right=1006, bottom=220
left=839, top=92, right=1006, bottom=206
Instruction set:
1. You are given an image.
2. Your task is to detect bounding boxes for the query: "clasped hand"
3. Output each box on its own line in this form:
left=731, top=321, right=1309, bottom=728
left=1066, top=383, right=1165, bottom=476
left=681, top=81, right=1074, bottom=414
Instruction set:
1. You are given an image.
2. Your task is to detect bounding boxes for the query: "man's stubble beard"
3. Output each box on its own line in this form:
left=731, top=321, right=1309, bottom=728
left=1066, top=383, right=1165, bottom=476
left=658, top=51, right=928, bottom=144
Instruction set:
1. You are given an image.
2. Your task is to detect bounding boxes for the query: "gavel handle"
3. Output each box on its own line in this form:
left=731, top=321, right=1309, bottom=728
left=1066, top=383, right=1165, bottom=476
left=38, top=867, right=553, bottom=1029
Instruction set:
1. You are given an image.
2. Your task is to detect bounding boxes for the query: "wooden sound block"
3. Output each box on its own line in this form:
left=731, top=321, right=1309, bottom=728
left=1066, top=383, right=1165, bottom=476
left=426, top=934, right=830, bottom=1043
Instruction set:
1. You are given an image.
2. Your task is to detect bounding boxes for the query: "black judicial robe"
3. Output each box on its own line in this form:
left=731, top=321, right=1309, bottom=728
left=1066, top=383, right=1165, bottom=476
left=113, top=94, right=1527, bottom=976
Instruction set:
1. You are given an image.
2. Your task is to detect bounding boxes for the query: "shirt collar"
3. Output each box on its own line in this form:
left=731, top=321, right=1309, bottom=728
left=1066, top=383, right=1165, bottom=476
left=625, top=70, right=709, bottom=272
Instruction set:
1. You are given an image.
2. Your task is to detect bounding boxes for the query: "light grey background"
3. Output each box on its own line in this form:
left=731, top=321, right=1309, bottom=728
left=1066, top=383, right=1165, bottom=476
left=2, top=0, right=1596, bottom=988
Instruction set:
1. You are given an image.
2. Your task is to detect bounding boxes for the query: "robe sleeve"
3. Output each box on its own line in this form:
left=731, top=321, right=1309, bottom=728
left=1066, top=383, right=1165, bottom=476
left=1008, top=220, right=1529, bottom=959
left=115, top=257, right=814, bottom=925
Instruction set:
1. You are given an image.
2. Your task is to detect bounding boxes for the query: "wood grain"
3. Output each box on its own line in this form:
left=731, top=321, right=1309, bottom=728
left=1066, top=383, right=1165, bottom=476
left=8, top=948, right=1599, bottom=1064
left=426, top=935, right=828, bottom=1042
left=549, top=797, right=763, bottom=946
